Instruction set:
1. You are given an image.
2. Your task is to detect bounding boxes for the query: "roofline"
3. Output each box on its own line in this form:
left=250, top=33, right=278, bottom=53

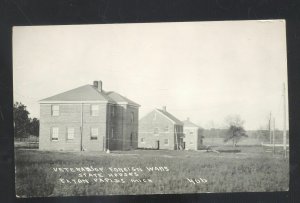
left=184, top=126, right=200, bottom=129
left=128, top=104, right=141, bottom=108
left=39, top=100, right=109, bottom=104
left=38, top=100, right=141, bottom=107
left=154, top=109, right=182, bottom=125
left=139, top=109, right=156, bottom=121
left=117, top=102, right=141, bottom=108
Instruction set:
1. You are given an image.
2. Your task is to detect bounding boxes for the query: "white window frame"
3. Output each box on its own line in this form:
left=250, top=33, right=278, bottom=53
left=67, top=127, right=75, bottom=140
left=91, top=104, right=99, bottom=116
left=164, top=138, right=169, bottom=145
left=51, top=127, right=59, bottom=141
left=51, top=105, right=59, bottom=116
left=91, top=127, right=98, bottom=140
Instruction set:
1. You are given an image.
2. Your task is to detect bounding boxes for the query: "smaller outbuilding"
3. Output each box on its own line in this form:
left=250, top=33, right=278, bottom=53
left=182, top=118, right=204, bottom=150
left=138, top=106, right=184, bottom=150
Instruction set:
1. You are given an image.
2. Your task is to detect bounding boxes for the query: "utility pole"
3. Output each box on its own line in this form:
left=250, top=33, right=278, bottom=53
left=107, top=134, right=110, bottom=153
left=80, top=103, right=83, bottom=151
left=211, top=121, right=215, bottom=146
left=283, top=83, right=287, bottom=158
left=269, top=112, right=272, bottom=144
left=175, top=126, right=178, bottom=150
left=273, top=118, right=275, bottom=155
left=106, top=107, right=110, bottom=154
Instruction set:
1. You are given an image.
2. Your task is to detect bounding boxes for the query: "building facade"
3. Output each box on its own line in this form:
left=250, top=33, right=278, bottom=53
left=39, top=81, right=140, bottom=151
left=138, top=106, right=184, bottom=150
left=182, top=118, right=204, bottom=150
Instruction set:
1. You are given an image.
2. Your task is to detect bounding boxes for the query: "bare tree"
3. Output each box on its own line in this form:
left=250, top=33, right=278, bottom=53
left=224, top=115, right=248, bottom=148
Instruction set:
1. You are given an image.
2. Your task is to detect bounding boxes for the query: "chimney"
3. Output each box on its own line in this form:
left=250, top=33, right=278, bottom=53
left=93, top=80, right=103, bottom=92
left=162, top=106, right=167, bottom=112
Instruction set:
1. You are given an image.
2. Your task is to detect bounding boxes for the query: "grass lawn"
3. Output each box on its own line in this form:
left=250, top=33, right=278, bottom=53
left=14, top=146, right=289, bottom=197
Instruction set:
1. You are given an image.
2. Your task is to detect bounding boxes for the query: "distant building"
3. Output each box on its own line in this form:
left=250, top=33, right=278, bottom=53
left=182, top=118, right=204, bottom=150
left=39, top=80, right=140, bottom=151
left=138, top=106, right=184, bottom=150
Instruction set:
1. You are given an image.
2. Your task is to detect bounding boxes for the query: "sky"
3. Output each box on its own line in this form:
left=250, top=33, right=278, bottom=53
left=13, top=20, right=288, bottom=130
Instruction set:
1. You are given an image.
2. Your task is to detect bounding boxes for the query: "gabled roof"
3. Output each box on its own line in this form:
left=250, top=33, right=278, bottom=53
left=39, top=84, right=139, bottom=107
left=156, top=109, right=183, bottom=125
left=182, top=119, right=201, bottom=128
left=106, top=91, right=140, bottom=107
left=40, top=85, right=115, bottom=103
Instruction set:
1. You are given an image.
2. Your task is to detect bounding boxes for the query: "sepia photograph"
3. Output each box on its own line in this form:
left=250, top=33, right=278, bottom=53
left=13, top=20, right=289, bottom=197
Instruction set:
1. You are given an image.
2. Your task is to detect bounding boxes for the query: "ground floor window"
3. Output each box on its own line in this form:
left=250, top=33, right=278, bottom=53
left=141, top=137, right=145, bottom=143
left=51, top=127, right=59, bottom=141
left=164, top=139, right=169, bottom=145
left=91, top=128, right=98, bottom=140
left=67, top=127, right=74, bottom=140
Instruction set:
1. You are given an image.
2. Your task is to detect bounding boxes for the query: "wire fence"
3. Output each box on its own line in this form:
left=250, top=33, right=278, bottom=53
left=15, top=136, right=39, bottom=142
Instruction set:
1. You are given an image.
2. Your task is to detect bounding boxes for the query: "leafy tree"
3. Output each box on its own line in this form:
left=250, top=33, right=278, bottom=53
left=13, top=102, right=40, bottom=138
left=13, top=102, right=30, bottom=138
left=224, top=115, right=248, bottom=147
left=28, top=118, right=39, bottom=137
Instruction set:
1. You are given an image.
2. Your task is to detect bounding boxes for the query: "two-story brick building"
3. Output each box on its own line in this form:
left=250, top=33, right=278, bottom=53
left=39, top=80, right=140, bottom=151
left=138, top=106, right=184, bottom=150
left=182, top=118, right=204, bottom=150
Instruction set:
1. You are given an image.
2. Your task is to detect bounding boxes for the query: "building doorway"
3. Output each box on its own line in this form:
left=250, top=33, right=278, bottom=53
left=130, top=133, right=133, bottom=147
left=156, top=140, right=160, bottom=149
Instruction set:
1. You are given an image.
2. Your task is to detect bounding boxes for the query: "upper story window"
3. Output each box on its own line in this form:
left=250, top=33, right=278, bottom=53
left=90, top=127, right=98, bottom=140
left=91, top=105, right=99, bottom=116
left=153, top=113, right=157, bottom=120
left=51, top=105, right=59, bottom=116
left=51, top=127, right=59, bottom=141
left=67, top=127, right=74, bottom=140
left=130, top=112, right=134, bottom=123
left=164, top=126, right=169, bottom=132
